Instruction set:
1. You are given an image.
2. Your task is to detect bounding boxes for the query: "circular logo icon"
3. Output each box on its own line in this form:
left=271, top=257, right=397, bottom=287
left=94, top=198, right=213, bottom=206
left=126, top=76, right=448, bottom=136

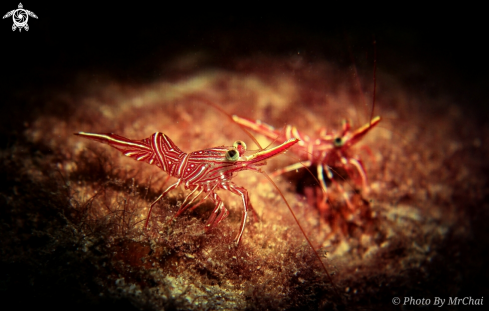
left=13, top=9, right=28, bottom=27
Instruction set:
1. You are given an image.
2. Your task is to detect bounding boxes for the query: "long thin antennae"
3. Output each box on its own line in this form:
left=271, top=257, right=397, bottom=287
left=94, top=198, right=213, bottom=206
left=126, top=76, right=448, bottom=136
left=345, top=33, right=368, bottom=127
left=371, top=38, right=377, bottom=126
left=195, top=97, right=264, bottom=150
left=260, top=170, right=342, bottom=300
left=344, top=33, right=378, bottom=127
left=203, top=99, right=342, bottom=299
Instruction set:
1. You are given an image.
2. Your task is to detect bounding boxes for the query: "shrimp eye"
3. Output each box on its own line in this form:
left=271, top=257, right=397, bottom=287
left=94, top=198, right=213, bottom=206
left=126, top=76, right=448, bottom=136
left=233, top=140, right=247, bottom=156
left=225, top=149, right=239, bottom=161
left=334, top=137, right=344, bottom=147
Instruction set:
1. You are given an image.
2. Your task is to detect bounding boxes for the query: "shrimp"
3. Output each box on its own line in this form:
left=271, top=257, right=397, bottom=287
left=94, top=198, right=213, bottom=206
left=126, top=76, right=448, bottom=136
left=75, top=131, right=298, bottom=245
left=229, top=51, right=381, bottom=238
left=231, top=115, right=381, bottom=209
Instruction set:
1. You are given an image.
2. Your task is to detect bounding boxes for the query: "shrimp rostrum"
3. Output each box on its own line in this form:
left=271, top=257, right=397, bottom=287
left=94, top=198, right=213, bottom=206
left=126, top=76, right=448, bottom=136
left=75, top=131, right=298, bottom=244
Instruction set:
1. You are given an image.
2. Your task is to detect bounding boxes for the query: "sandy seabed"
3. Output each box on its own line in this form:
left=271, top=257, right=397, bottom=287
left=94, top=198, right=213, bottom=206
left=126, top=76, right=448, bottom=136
left=1, top=48, right=488, bottom=310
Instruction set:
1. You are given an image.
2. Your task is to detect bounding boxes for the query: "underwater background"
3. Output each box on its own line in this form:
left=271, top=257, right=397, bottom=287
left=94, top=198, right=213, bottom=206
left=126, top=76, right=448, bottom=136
left=1, top=4, right=487, bottom=310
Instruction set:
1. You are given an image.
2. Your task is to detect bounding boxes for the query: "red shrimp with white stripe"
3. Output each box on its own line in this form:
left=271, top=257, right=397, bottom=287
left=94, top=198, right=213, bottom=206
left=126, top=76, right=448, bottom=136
left=75, top=131, right=298, bottom=244
left=231, top=115, right=381, bottom=210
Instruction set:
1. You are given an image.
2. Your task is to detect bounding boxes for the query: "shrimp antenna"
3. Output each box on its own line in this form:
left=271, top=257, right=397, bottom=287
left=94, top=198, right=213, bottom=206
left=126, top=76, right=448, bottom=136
left=371, top=38, right=377, bottom=126
left=260, top=170, right=341, bottom=299
left=201, top=99, right=343, bottom=301
left=193, top=96, right=263, bottom=150
left=345, top=32, right=378, bottom=128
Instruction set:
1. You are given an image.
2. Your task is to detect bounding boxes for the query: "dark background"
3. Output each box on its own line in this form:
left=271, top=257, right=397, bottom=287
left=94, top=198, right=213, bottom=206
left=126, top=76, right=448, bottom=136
left=2, top=4, right=487, bottom=114
left=1, top=3, right=487, bottom=310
